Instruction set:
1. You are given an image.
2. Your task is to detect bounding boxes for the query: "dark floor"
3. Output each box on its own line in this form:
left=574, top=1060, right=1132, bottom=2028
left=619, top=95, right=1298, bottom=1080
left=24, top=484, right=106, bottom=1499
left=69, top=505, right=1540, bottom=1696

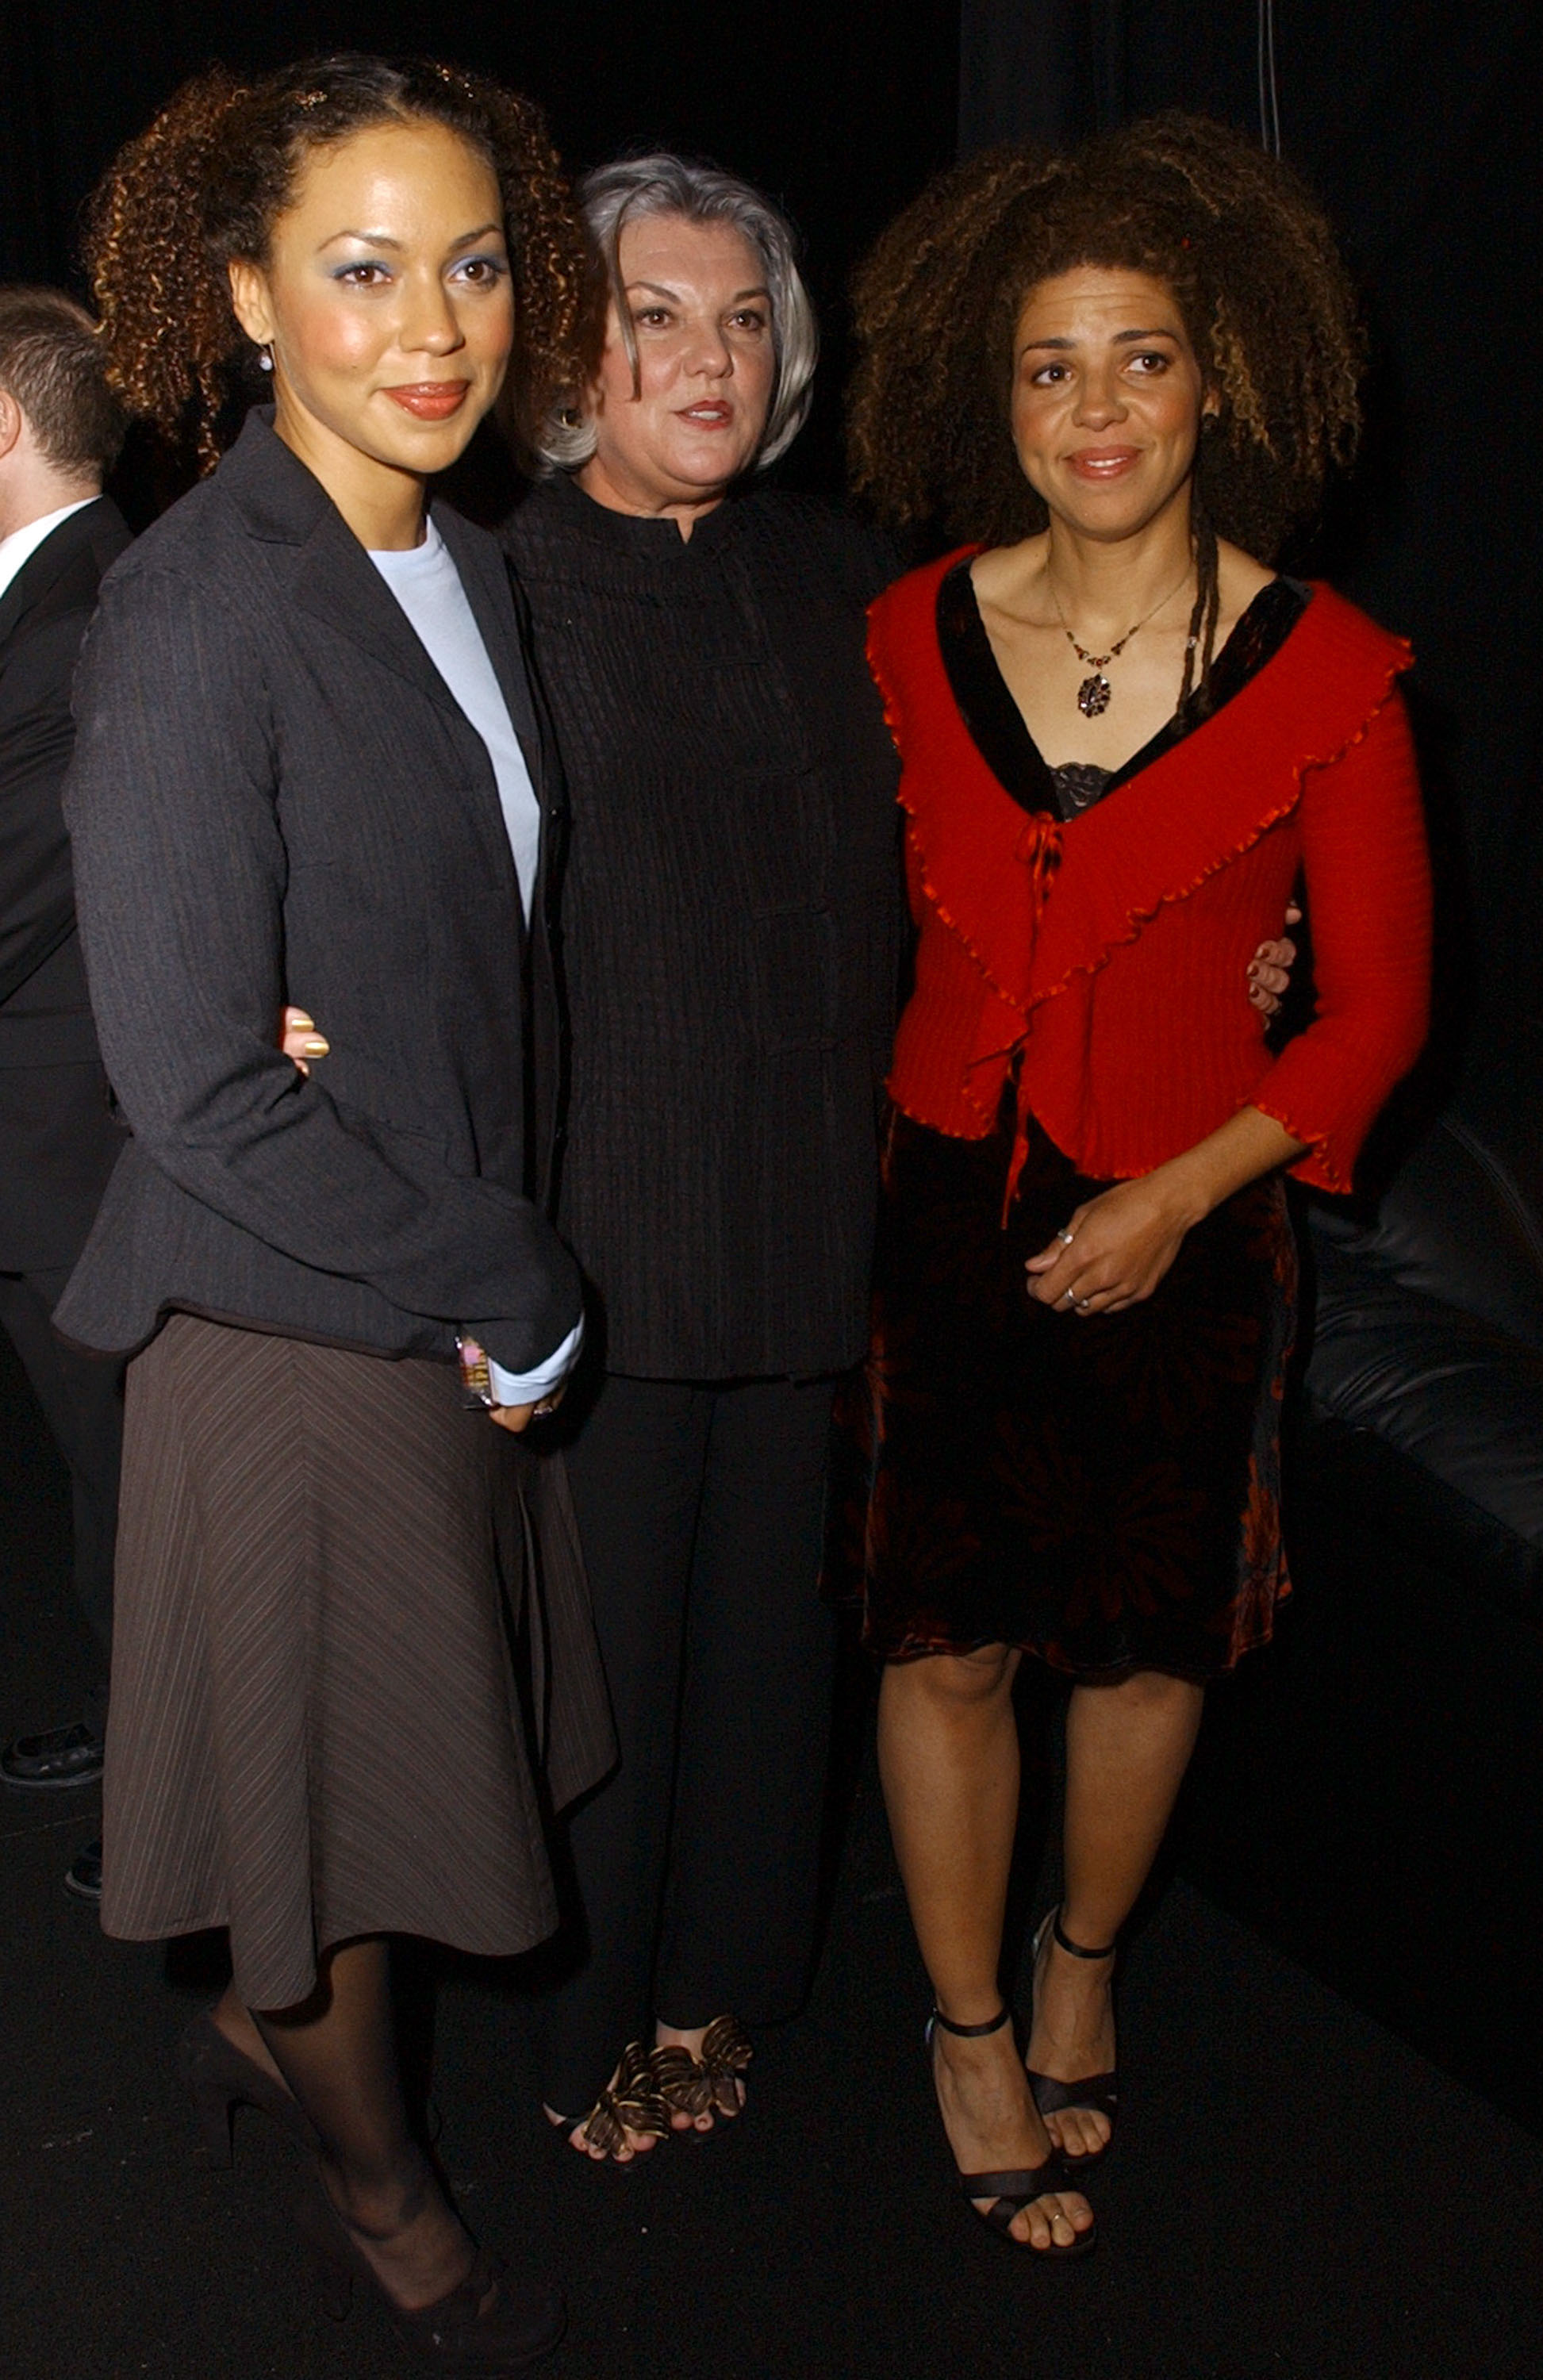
left=5, top=1329, right=1542, bottom=2380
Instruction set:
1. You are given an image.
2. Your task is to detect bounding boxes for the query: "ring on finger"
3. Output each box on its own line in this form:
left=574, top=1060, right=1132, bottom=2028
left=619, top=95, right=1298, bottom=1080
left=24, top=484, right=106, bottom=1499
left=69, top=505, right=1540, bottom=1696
left=1076, top=1297, right=1092, bottom=1311
left=1056, top=1227, right=1076, bottom=1246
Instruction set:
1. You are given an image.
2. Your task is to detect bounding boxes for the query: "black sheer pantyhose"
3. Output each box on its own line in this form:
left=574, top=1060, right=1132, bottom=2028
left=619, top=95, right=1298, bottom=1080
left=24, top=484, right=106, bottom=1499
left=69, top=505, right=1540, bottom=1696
left=251, top=1938, right=475, bottom=2313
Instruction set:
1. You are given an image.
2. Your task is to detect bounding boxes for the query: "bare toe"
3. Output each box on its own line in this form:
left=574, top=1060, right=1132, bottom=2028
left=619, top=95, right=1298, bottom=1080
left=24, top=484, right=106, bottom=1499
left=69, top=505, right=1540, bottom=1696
left=1061, top=2108, right=1110, bottom=2162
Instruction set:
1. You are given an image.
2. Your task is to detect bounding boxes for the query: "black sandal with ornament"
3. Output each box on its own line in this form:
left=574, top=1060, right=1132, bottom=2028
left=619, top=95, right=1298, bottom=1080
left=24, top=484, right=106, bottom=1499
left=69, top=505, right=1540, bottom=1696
left=650, top=2015, right=752, bottom=2132
left=551, top=2041, right=670, bottom=2163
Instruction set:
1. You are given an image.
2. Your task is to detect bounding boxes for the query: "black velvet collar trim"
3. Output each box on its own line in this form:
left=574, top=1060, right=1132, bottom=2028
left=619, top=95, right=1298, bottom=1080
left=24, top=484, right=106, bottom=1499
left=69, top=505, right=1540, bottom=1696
left=936, top=561, right=1311, bottom=819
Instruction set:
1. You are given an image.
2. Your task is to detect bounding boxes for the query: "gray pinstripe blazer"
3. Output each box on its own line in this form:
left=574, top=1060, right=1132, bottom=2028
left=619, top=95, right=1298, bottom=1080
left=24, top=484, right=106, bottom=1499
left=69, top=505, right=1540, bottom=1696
left=55, top=410, right=580, bottom=1374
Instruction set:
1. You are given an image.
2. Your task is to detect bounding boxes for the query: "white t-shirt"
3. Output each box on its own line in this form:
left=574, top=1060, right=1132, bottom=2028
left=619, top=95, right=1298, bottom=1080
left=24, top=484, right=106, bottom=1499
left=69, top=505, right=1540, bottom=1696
left=368, top=516, right=540, bottom=919
left=369, top=518, right=578, bottom=1407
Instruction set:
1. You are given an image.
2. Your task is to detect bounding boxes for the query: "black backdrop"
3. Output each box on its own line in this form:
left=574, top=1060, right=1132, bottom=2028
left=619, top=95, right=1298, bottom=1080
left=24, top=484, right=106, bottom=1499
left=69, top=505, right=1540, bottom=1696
left=961, top=0, right=1543, bottom=1095
left=4, top=2, right=1538, bottom=1075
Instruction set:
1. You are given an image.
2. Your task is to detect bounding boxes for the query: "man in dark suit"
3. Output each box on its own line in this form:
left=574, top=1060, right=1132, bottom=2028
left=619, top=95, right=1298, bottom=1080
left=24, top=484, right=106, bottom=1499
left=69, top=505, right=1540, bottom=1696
left=0, top=287, right=131, bottom=1896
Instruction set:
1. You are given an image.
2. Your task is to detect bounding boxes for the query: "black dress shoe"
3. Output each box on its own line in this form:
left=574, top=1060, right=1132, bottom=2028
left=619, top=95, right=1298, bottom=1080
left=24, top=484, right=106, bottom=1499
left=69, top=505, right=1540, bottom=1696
left=2, top=1719, right=105, bottom=1791
left=64, top=1838, right=102, bottom=1902
left=296, top=2175, right=566, bottom=2371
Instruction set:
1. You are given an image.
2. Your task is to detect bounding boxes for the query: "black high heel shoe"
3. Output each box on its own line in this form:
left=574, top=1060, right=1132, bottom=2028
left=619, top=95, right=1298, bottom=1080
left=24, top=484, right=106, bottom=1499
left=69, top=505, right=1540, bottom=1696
left=926, top=2005, right=1096, bottom=2259
left=1026, top=1907, right=1120, bottom=2171
left=294, top=2175, right=566, bottom=2374
left=178, top=2010, right=320, bottom=2166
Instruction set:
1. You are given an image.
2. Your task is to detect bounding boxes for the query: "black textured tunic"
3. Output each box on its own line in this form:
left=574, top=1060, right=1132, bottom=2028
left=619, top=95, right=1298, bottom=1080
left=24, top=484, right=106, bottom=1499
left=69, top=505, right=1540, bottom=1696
left=501, top=474, right=902, bottom=1378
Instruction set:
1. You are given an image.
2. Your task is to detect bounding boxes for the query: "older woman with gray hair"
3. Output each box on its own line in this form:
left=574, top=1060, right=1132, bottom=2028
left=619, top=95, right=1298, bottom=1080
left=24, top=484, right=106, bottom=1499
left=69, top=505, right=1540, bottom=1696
left=498, top=153, right=905, bottom=2159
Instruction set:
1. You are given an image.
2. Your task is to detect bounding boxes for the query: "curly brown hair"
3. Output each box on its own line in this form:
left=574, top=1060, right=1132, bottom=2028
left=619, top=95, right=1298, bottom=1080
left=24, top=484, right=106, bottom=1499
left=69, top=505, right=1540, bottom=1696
left=85, top=53, right=589, bottom=474
left=848, top=113, right=1363, bottom=565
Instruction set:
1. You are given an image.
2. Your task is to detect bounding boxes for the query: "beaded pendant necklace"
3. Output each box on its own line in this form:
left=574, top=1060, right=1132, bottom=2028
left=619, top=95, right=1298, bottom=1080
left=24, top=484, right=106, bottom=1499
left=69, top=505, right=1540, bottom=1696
left=1050, top=563, right=1195, bottom=717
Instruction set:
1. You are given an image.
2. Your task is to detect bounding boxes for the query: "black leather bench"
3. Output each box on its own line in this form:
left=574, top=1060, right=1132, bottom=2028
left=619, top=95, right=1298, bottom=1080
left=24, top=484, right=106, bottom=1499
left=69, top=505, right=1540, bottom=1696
left=1181, top=1061, right=1543, bottom=2132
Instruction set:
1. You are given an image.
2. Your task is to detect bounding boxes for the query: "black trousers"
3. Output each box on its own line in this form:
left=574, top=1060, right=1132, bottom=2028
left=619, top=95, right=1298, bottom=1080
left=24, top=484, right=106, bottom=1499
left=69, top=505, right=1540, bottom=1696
left=0, top=1263, right=123, bottom=1714
left=540, top=1372, right=837, bottom=2114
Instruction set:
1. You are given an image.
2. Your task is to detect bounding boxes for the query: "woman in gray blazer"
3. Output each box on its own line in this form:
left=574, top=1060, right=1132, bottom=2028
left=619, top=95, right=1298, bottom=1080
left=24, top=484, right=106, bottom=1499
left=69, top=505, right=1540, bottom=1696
left=59, top=56, right=608, bottom=2372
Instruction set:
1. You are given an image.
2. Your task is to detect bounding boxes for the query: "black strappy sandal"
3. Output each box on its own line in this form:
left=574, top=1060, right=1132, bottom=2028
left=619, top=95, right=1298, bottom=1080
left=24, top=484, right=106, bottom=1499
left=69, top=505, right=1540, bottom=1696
left=1026, top=1907, right=1120, bottom=2171
left=926, top=2004, right=1096, bottom=2259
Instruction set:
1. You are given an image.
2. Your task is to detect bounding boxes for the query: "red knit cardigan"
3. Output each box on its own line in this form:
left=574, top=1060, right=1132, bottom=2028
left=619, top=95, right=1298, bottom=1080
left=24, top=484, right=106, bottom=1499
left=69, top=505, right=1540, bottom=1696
left=869, top=551, right=1432, bottom=1196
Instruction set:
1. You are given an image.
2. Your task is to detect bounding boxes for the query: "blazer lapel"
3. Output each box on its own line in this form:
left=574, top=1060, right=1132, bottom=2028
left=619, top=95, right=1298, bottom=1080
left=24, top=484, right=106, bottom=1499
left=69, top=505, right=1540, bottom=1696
left=224, top=413, right=544, bottom=916
left=288, top=505, right=471, bottom=719
left=436, top=505, right=567, bottom=958
left=434, top=503, right=544, bottom=795
left=285, top=493, right=547, bottom=804
left=221, top=409, right=470, bottom=722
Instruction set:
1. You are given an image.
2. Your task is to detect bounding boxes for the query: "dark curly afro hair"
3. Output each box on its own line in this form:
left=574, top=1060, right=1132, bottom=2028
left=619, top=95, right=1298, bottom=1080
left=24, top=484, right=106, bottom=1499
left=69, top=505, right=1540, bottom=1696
left=86, top=53, right=589, bottom=474
left=848, top=112, right=1364, bottom=565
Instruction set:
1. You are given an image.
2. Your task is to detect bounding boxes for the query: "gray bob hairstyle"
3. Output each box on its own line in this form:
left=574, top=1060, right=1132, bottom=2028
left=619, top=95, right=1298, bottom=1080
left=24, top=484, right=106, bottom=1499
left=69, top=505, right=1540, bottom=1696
left=538, top=152, right=819, bottom=473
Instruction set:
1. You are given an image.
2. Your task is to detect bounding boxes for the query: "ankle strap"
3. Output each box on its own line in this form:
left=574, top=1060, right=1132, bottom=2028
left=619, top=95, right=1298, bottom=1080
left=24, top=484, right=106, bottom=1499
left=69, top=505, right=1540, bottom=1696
left=1052, top=1910, right=1119, bottom=1962
left=929, top=2004, right=1012, bottom=2040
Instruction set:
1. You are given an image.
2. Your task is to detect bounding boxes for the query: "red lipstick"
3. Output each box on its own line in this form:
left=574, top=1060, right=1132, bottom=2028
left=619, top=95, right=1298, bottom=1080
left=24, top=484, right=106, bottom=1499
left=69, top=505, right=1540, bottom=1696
left=383, top=382, right=470, bottom=420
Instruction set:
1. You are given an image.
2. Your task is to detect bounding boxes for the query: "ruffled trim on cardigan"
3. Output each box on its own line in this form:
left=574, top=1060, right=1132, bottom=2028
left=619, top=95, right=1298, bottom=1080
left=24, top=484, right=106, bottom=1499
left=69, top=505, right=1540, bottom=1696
left=867, top=551, right=1413, bottom=1036
left=869, top=551, right=1418, bottom=1197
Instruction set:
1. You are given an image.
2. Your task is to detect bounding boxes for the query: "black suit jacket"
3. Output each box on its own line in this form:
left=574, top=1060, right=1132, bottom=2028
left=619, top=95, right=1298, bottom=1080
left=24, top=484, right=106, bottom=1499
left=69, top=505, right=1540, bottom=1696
left=0, top=496, right=132, bottom=1269
left=56, top=412, right=580, bottom=1371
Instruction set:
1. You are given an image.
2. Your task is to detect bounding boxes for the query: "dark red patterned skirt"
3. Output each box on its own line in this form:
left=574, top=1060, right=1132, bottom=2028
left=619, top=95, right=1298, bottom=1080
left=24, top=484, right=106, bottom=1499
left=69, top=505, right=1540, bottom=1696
left=835, top=1102, right=1296, bottom=1679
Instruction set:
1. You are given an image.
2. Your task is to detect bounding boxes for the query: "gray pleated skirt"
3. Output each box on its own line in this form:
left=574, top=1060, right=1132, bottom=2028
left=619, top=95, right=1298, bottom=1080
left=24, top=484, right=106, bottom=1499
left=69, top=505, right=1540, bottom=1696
left=101, top=1312, right=614, bottom=2010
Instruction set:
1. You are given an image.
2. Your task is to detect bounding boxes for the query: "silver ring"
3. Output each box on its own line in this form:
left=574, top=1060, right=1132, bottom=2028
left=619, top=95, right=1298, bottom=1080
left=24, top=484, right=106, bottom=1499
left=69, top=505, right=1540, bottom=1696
left=1076, top=1298, right=1092, bottom=1311
left=1056, top=1227, right=1076, bottom=1247
left=1061, top=1288, right=1077, bottom=1304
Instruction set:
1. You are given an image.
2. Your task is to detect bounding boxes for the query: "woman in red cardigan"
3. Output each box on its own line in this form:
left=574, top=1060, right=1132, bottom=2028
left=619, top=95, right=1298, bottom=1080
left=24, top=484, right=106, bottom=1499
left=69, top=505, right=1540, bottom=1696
left=841, top=117, right=1430, bottom=2255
